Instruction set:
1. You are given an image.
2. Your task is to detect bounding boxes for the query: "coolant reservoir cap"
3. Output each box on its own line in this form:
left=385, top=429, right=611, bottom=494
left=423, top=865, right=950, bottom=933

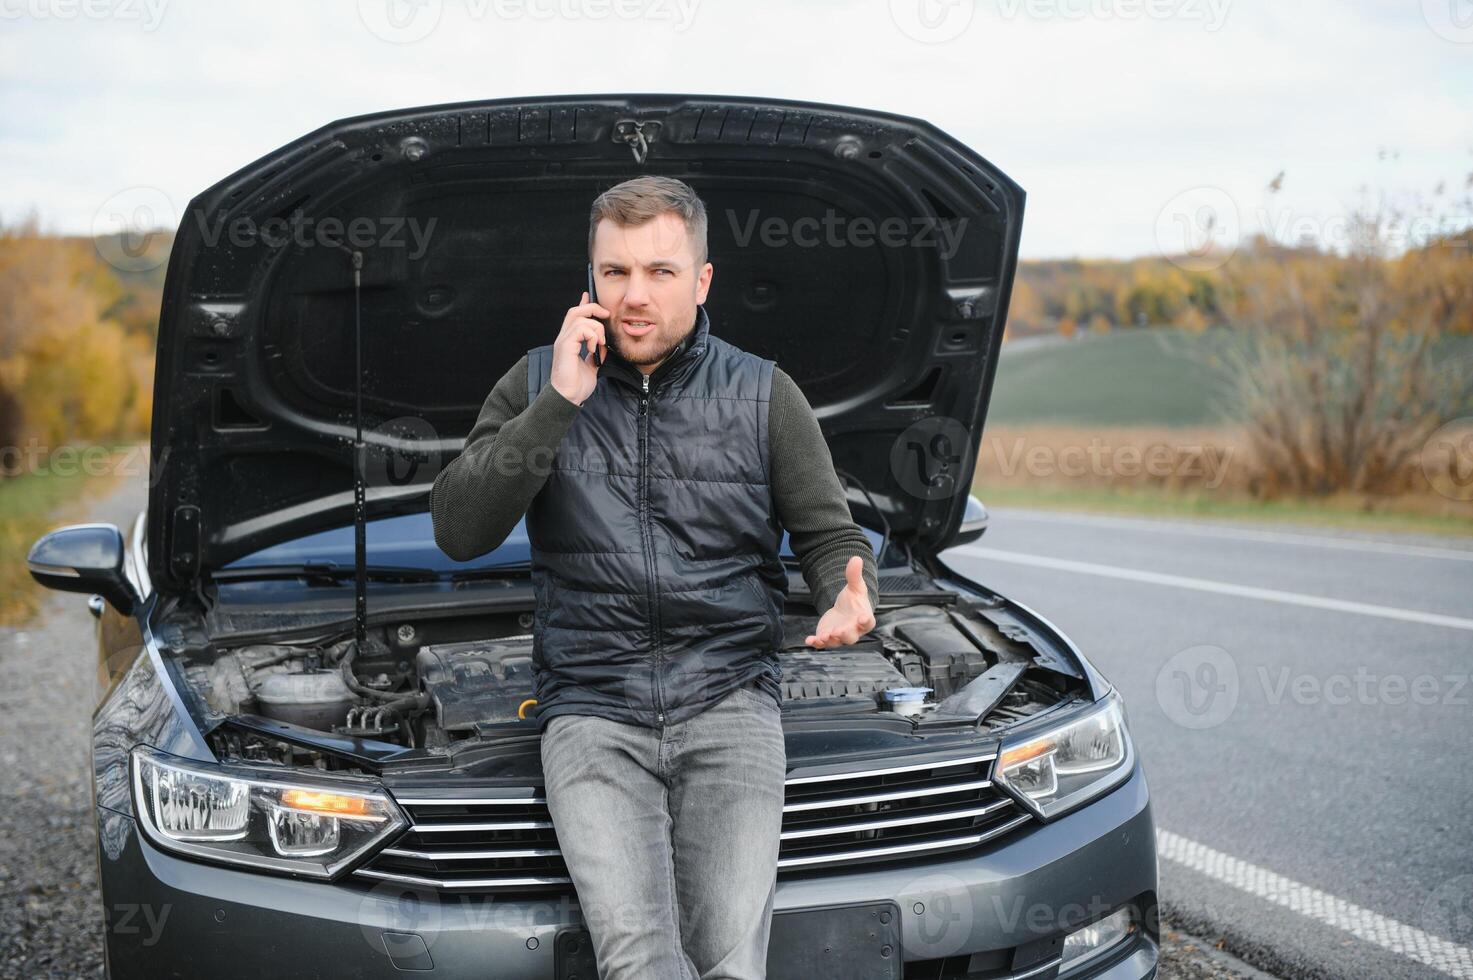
left=881, top=686, right=933, bottom=702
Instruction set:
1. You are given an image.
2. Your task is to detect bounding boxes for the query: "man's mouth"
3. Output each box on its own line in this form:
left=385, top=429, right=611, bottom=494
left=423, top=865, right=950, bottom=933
left=622, top=318, right=656, bottom=337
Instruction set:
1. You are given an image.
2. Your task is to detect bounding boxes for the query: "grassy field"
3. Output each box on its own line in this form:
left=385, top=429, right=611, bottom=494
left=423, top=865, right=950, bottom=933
left=989, top=327, right=1473, bottom=429
left=0, top=444, right=137, bottom=624
left=979, top=329, right=1473, bottom=537
left=988, top=328, right=1240, bottom=428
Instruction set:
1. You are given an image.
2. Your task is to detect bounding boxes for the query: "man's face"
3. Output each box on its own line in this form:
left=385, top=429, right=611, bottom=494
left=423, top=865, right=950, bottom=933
left=590, top=211, right=713, bottom=375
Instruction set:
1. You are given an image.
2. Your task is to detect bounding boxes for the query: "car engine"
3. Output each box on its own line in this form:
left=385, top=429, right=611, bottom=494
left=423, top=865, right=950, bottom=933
left=179, top=581, right=1087, bottom=754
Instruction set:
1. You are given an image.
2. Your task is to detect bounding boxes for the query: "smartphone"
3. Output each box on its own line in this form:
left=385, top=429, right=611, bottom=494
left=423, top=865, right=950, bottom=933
left=581, top=262, right=605, bottom=367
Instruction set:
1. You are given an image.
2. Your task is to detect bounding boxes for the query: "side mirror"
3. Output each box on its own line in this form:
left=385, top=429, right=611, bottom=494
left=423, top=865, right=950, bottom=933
left=27, top=523, right=139, bottom=616
left=953, top=496, right=989, bottom=547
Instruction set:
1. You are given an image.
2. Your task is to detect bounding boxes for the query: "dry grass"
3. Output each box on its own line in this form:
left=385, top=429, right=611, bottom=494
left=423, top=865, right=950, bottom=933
left=973, top=424, right=1473, bottom=531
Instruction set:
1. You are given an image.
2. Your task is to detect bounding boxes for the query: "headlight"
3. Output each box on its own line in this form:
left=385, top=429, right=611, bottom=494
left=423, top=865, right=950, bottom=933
left=130, top=745, right=407, bottom=878
left=994, top=690, right=1133, bottom=819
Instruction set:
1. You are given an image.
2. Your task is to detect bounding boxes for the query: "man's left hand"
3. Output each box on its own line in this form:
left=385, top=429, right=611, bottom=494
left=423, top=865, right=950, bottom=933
left=805, top=556, right=876, bottom=649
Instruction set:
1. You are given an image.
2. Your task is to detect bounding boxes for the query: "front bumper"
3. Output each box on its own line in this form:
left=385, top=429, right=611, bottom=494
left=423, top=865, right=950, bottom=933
left=96, top=761, right=1157, bottom=979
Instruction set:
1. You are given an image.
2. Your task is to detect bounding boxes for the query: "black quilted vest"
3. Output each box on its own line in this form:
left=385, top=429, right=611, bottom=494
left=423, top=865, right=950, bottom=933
left=524, top=304, right=785, bottom=732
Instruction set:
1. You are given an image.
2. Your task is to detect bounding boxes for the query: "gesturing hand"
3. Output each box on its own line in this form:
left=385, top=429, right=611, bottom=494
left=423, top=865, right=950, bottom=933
left=805, top=556, right=876, bottom=649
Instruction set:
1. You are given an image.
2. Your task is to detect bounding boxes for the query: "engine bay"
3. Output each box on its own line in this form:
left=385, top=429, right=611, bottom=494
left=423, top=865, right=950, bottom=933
left=170, top=576, right=1090, bottom=757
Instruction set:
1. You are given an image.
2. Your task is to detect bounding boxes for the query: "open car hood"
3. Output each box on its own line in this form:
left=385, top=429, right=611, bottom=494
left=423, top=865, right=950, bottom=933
left=148, top=93, right=1024, bottom=595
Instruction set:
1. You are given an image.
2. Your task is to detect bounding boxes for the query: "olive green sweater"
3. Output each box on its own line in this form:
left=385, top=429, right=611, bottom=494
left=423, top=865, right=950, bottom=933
left=429, top=355, right=879, bottom=617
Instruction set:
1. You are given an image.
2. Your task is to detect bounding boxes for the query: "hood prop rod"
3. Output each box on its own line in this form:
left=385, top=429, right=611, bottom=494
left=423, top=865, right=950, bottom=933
left=349, top=248, right=369, bottom=653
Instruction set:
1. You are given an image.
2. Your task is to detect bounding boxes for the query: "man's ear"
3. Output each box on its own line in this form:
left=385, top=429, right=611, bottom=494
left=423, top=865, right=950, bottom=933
left=695, top=261, right=714, bottom=305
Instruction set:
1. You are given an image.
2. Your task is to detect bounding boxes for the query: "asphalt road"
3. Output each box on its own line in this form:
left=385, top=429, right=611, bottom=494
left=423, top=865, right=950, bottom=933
left=944, top=507, right=1473, bottom=980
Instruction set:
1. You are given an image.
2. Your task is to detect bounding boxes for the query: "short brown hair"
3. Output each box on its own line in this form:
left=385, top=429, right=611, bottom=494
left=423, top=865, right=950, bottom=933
left=588, top=175, right=709, bottom=266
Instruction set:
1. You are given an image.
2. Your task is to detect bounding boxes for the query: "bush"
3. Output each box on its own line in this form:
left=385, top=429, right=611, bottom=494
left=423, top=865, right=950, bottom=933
left=1220, top=213, right=1473, bottom=498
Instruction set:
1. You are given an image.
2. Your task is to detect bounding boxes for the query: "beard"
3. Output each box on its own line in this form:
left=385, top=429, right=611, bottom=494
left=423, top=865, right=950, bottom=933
left=605, top=316, right=691, bottom=368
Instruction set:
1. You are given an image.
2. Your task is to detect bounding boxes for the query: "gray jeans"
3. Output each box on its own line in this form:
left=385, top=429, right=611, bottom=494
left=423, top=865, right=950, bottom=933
left=539, top=679, right=787, bottom=980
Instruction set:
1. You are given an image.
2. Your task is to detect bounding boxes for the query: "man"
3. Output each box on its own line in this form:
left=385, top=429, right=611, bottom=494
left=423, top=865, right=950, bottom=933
left=429, top=175, right=878, bottom=979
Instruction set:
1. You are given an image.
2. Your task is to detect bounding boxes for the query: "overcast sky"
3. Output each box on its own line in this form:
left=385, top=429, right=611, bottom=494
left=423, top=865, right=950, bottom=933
left=2, top=0, right=1470, bottom=259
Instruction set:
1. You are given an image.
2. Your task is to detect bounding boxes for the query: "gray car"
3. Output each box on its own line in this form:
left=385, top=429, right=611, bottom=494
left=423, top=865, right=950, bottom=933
left=29, top=94, right=1157, bottom=979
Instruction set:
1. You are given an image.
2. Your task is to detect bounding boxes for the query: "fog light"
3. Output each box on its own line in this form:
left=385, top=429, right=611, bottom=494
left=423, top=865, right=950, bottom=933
left=1062, top=906, right=1136, bottom=973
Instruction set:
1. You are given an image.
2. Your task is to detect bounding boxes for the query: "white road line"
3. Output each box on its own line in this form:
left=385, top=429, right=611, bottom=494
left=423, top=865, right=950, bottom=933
left=954, top=547, right=1473, bottom=632
left=1158, top=829, right=1473, bottom=978
left=987, top=507, right=1473, bottom=563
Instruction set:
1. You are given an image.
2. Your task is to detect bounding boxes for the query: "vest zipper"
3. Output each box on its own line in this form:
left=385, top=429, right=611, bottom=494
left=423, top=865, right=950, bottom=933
left=639, top=371, right=666, bottom=726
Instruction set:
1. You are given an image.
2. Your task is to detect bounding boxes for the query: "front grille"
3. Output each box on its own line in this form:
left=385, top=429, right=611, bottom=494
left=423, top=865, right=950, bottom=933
left=355, top=752, right=1031, bottom=892
left=778, top=752, right=1029, bottom=870
left=355, top=795, right=571, bottom=891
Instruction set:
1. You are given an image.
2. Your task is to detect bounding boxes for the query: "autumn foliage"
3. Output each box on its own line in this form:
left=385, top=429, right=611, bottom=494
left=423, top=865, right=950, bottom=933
left=1003, top=182, right=1473, bottom=501
left=0, top=214, right=159, bottom=470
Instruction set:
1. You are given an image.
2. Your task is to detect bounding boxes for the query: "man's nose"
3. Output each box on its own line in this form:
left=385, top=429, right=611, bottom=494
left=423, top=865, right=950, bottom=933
left=623, top=272, right=652, bottom=307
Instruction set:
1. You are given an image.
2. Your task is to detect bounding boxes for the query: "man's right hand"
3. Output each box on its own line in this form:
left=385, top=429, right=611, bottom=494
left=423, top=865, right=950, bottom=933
left=549, top=291, right=610, bottom=406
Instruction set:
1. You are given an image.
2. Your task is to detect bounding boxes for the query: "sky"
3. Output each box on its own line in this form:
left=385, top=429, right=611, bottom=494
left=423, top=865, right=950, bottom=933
left=1, top=0, right=1470, bottom=260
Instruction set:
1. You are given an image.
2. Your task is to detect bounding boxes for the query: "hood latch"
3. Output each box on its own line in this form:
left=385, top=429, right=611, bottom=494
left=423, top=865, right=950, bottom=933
left=613, top=119, right=661, bottom=165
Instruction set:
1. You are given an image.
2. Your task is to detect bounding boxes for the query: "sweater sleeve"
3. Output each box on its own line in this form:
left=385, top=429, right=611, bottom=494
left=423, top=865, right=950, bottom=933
left=768, top=366, right=880, bottom=616
left=429, top=354, right=582, bottom=562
